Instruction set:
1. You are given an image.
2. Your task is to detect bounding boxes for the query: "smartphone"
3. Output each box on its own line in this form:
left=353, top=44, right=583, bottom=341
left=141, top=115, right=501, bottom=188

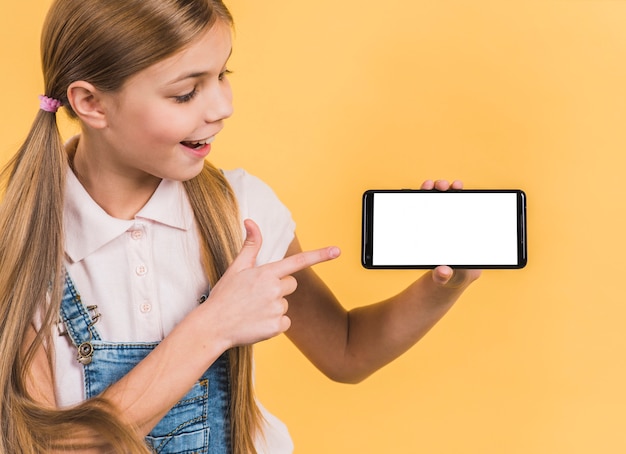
left=361, top=189, right=527, bottom=269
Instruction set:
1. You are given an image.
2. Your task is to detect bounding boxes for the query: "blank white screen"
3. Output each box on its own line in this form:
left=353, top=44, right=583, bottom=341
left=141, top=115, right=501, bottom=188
left=372, top=192, right=519, bottom=266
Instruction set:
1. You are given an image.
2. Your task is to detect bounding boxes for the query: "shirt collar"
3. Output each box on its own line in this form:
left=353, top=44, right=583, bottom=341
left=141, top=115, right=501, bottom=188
left=64, top=166, right=194, bottom=263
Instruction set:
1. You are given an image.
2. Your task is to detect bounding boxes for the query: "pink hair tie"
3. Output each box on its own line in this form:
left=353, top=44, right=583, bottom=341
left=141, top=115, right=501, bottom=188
left=39, top=95, right=62, bottom=113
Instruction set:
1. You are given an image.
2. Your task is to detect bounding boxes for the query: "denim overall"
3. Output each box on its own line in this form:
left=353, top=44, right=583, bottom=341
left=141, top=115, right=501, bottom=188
left=59, top=272, right=232, bottom=454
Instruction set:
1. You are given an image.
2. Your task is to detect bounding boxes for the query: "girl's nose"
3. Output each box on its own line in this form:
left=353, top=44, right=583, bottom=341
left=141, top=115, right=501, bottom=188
left=204, top=83, right=233, bottom=123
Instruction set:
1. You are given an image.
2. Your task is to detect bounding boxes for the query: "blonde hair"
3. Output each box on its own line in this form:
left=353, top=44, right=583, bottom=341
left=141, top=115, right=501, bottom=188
left=0, top=0, right=261, bottom=452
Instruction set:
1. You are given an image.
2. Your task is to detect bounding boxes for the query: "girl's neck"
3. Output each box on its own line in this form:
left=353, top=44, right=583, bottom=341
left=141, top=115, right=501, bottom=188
left=67, top=135, right=161, bottom=220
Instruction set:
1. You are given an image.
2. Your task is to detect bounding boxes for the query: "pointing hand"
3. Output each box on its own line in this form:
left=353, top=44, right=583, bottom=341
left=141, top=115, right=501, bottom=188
left=206, top=219, right=340, bottom=347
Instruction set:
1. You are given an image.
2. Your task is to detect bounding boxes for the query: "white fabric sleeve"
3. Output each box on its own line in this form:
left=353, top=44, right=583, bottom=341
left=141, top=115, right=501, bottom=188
left=223, top=168, right=296, bottom=265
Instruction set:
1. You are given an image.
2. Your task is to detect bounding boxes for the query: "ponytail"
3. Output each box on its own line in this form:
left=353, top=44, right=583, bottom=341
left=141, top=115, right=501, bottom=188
left=0, top=108, right=66, bottom=451
left=0, top=108, right=150, bottom=452
left=185, top=163, right=263, bottom=454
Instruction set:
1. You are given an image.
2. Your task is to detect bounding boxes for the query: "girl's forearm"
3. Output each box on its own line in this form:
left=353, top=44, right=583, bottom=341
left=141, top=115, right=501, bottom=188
left=101, top=303, right=228, bottom=436
left=340, top=270, right=475, bottom=383
left=287, top=265, right=479, bottom=385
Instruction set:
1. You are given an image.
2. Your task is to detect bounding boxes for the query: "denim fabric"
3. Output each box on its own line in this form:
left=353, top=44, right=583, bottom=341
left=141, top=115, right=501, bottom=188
left=60, top=272, right=231, bottom=453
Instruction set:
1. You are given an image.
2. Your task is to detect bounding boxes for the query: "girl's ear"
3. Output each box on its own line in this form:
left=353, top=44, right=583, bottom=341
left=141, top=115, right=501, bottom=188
left=66, top=81, right=109, bottom=129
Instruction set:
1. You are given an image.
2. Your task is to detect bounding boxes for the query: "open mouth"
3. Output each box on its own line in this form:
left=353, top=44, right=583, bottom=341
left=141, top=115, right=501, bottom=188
left=180, top=139, right=209, bottom=149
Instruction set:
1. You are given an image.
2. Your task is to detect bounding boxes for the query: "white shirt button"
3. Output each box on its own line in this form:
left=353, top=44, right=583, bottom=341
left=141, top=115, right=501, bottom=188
left=136, top=264, right=148, bottom=276
left=131, top=230, right=143, bottom=240
left=140, top=302, right=152, bottom=313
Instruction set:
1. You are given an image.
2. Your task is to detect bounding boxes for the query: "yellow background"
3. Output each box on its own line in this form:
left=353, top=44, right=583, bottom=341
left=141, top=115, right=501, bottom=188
left=2, top=1, right=626, bottom=452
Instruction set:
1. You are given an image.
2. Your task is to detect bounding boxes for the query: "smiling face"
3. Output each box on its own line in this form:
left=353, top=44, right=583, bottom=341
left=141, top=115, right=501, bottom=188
left=76, top=20, right=234, bottom=189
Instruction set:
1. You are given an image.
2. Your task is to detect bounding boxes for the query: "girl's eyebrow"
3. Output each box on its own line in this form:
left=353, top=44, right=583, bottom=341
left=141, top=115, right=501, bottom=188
left=167, top=71, right=209, bottom=85
left=167, top=49, right=233, bottom=85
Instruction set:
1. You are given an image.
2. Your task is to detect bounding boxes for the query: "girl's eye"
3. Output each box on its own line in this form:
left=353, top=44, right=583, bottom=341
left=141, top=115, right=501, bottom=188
left=219, top=69, right=233, bottom=81
left=174, top=87, right=198, bottom=104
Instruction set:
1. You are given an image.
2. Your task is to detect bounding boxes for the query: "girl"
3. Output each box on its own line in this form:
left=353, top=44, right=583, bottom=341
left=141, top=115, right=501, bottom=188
left=0, top=0, right=481, bottom=452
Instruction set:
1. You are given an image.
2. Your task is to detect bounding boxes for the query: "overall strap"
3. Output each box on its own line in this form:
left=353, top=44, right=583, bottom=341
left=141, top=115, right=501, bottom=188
left=59, top=271, right=102, bottom=364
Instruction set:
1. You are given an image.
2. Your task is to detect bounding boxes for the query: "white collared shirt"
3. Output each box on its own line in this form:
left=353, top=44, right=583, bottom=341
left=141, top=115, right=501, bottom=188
left=56, top=166, right=296, bottom=452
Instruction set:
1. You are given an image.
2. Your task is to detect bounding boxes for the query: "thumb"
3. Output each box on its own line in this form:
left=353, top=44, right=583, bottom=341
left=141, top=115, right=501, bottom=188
left=432, top=265, right=454, bottom=286
left=231, top=219, right=263, bottom=272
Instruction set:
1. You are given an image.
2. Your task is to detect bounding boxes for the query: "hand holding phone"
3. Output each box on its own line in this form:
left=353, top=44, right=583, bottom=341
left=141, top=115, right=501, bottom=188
left=361, top=189, right=527, bottom=269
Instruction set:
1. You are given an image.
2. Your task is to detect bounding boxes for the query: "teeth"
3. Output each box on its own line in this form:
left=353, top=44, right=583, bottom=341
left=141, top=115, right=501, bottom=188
left=182, top=136, right=214, bottom=148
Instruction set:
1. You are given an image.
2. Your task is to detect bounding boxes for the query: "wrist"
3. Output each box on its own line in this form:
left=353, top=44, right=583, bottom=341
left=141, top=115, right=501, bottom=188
left=166, top=303, right=232, bottom=373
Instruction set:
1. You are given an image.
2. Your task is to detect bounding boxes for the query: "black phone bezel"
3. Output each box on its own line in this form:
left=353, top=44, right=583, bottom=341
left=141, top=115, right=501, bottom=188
left=361, top=189, right=527, bottom=269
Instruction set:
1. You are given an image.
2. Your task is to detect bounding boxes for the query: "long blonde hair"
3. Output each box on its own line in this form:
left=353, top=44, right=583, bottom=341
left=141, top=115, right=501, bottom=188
left=0, top=0, right=261, bottom=452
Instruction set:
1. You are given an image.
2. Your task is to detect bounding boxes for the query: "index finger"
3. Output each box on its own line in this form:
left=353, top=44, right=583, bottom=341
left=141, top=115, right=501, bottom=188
left=267, top=246, right=341, bottom=278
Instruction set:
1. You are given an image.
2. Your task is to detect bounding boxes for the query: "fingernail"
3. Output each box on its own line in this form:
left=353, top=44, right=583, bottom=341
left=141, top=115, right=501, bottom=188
left=329, top=247, right=341, bottom=259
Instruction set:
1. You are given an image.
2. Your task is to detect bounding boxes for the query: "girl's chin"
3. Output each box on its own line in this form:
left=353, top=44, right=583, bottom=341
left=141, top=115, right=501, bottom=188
left=176, top=162, right=207, bottom=182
